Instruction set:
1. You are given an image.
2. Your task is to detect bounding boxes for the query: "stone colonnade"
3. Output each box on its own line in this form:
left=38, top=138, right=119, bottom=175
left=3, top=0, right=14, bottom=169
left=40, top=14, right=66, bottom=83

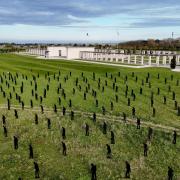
left=26, top=49, right=46, bottom=56
left=80, top=52, right=180, bottom=66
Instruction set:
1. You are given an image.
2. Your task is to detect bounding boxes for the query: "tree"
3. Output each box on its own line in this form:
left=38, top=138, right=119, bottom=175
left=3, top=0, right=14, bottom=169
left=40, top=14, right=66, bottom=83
left=170, top=56, right=176, bottom=69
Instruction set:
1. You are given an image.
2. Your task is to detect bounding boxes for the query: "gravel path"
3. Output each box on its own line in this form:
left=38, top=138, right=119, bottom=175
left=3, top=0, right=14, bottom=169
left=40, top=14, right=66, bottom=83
left=0, top=105, right=179, bottom=133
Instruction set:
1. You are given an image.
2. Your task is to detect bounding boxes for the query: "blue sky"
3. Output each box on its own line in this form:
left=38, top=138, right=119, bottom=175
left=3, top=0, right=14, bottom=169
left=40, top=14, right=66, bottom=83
left=0, top=0, right=180, bottom=43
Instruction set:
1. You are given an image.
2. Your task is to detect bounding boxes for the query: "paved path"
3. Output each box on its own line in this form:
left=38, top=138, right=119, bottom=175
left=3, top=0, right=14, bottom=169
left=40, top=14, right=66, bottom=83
left=1, top=105, right=179, bottom=133
left=172, top=66, right=180, bottom=72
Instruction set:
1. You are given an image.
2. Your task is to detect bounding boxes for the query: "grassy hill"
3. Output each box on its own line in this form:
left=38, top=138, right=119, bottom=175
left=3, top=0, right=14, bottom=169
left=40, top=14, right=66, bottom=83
left=0, top=54, right=179, bottom=179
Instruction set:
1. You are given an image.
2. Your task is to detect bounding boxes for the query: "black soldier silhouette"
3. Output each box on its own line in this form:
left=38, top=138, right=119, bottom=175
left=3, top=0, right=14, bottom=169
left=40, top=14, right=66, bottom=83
left=125, top=161, right=131, bottom=178
left=115, top=95, right=118, bottom=102
left=174, top=101, right=177, bottom=110
left=62, top=107, right=66, bottom=116
left=96, top=99, right=98, bottom=107
left=47, top=118, right=51, bottom=129
left=123, top=112, right=126, bottom=122
left=70, top=111, right=74, bottom=120
left=84, top=93, right=86, bottom=100
left=62, top=142, right=67, bottom=156
left=34, top=162, right=40, bottom=178
left=164, top=96, right=167, bottom=104
left=30, top=99, right=33, bottom=108
left=58, top=97, right=61, bottom=105
left=2, top=115, right=6, bottom=125
left=62, top=127, right=66, bottom=139
left=106, top=144, right=112, bottom=158
left=103, top=122, right=107, bottom=134
left=35, top=114, right=38, bottom=125
left=14, top=136, right=18, bottom=150
left=168, top=167, right=174, bottom=180
left=178, top=106, right=180, bottom=116
left=14, top=109, right=18, bottom=119
left=102, top=106, right=105, bottom=115
left=69, top=99, right=72, bottom=107
left=40, top=105, right=44, bottom=114
left=173, top=131, right=177, bottom=144
left=128, top=98, right=130, bottom=106
left=7, top=98, right=10, bottom=110
left=111, top=102, right=114, bottom=110
left=148, top=127, right=153, bottom=141
left=91, top=163, right=97, bottom=180
left=140, top=87, right=143, bottom=94
left=132, top=107, right=135, bottom=117
left=153, top=108, right=156, bottom=117
left=29, top=144, right=34, bottom=159
left=111, top=131, right=115, bottom=144
left=3, top=126, right=8, bottom=137
left=143, top=143, right=148, bottom=157
left=93, top=113, right=96, bottom=123
left=137, top=118, right=140, bottom=129
left=54, top=104, right=57, bottom=113
left=22, top=101, right=24, bottom=110
left=85, top=123, right=89, bottom=136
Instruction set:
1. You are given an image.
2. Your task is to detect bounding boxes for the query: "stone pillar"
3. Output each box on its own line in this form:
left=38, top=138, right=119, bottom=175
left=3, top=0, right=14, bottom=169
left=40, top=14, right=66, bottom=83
left=90, top=52, right=92, bottom=60
left=80, top=52, right=82, bottom=59
left=149, top=56, right=152, bottom=65
left=96, top=53, right=98, bottom=61
left=115, top=56, right=118, bottom=62
left=107, top=54, right=109, bottom=62
left=116, top=54, right=118, bottom=62
left=105, top=54, right=107, bottom=61
left=141, top=56, right=144, bottom=65
left=100, top=53, right=102, bottom=61
left=92, top=53, right=94, bottom=60
left=110, top=54, right=113, bottom=62
left=128, top=55, right=131, bottom=64
left=101, top=53, right=104, bottom=61
left=169, top=56, right=172, bottom=64
left=122, top=56, right=124, bottom=63
left=163, top=56, right=166, bottom=65
left=93, top=53, right=95, bottom=60
left=134, top=55, right=137, bottom=64
left=84, top=52, right=87, bottom=59
left=177, top=55, right=180, bottom=64
left=156, top=56, right=160, bottom=65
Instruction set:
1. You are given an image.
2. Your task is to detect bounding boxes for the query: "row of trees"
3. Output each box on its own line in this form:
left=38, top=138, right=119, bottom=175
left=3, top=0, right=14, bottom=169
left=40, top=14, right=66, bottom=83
left=117, top=39, right=180, bottom=51
left=0, top=44, right=25, bottom=53
left=93, top=39, right=180, bottom=51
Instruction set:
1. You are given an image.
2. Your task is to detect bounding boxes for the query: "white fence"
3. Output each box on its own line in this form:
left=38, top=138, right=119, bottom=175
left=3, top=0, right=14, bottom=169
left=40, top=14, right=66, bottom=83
left=80, top=52, right=180, bottom=66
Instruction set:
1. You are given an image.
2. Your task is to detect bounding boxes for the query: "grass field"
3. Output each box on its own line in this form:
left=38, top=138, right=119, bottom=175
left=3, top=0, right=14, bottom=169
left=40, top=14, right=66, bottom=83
left=0, top=54, right=179, bottom=179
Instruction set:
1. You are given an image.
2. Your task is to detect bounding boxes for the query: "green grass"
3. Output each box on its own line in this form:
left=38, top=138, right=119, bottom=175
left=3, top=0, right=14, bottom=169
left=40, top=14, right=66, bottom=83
left=75, top=59, right=141, bottom=66
left=0, top=54, right=179, bottom=179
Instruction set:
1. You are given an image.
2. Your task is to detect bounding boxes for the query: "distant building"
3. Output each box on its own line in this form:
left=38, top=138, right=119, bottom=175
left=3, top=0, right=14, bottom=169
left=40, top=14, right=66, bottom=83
left=26, top=46, right=95, bottom=60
